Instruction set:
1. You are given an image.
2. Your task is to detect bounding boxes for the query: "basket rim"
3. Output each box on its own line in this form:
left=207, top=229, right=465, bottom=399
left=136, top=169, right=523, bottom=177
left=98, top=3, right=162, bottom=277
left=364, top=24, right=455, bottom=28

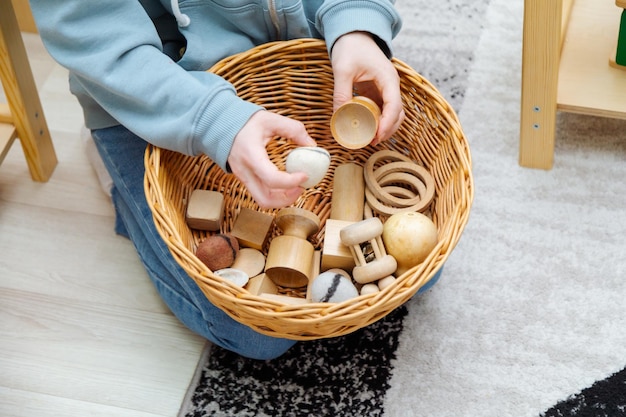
left=143, top=38, right=474, bottom=340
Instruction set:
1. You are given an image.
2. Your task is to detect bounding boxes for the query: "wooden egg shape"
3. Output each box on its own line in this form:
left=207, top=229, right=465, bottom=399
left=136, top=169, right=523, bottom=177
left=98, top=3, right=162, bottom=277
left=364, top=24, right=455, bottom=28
left=285, top=146, right=331, bottom=188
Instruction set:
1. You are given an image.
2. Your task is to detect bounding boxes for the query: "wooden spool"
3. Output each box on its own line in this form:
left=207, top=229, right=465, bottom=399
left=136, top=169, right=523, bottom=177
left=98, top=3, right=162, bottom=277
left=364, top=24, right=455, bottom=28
left=265, top=207, right=320, bottom=288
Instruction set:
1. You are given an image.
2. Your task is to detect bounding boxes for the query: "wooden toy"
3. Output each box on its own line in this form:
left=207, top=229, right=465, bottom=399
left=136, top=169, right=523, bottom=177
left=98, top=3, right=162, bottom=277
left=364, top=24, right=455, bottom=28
left=330, top=163, right=365, bottom=222
left=340, top=217, right=397, bottom=284
left=377, top=276, right=396, bottom=291
left=245, top=273, right=278, bottom=296
left=382, top=211, right=438, bottom=276
left=185, top=189, right=224, bottom=231
left=195, top=233, right=239, bottom=271
left=214, top=268, right=249, bottom=287
left=264, top=207, right=320, bottom=288
left=321, top=219, right=357, bottom=271
left=363, top=150, right=435, bottom=216
left=285, top=146, right=331, bottom=188
left=360, top=283, right=380, bottom=295
left=230, top=207, right=274, bottom=250
left=309, top=270, right=359, bottom=303
left=330, top=96, right=380, bottom=149
left=231, top=248, right=266, bottom=278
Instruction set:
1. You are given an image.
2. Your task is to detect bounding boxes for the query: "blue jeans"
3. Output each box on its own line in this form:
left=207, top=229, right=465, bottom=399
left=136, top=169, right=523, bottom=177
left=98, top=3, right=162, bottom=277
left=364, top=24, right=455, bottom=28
left=91, top=125, right=442, bottom=360
left=91, top=125, right=297, bottom=360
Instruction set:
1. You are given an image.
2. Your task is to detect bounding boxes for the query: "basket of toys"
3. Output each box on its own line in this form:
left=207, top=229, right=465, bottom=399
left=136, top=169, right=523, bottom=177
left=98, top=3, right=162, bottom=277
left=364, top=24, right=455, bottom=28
left=144, top=38, right=473, bottom=340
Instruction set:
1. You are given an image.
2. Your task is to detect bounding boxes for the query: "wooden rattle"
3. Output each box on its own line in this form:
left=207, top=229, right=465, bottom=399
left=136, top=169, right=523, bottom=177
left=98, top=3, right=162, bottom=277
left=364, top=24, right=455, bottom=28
left=265, top=207, right=320, bottom=288
left=339, top=217, right=397, bottom=284
left=330, top=96, right=380, bottom=149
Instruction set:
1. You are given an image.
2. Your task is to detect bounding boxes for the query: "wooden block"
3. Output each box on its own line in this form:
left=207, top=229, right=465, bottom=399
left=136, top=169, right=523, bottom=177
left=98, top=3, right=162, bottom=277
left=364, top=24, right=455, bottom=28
left=230, top=207, right=274, bottom=250
left=185, top=190, right=224, bottom=231
left=245, top=273, right=278, bottom=296
left=321, top=219, right=356, bottom=271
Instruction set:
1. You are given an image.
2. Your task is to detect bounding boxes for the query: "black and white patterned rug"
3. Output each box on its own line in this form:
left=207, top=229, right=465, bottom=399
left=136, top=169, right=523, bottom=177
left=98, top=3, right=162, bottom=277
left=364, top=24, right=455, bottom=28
left=179, top=0, right=626, bottom=415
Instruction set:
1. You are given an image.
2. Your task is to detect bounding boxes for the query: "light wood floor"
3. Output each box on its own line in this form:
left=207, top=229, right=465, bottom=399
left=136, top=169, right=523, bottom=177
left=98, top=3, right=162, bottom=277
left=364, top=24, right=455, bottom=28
left=0, top=33, right=205, bottom=417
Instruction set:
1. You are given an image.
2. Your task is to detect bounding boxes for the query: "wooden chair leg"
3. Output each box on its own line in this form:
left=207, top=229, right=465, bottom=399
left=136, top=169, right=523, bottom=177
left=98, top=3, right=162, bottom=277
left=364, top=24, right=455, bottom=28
left=0, top=0, right=57, bottom=181
left=519, top=0, right=563, bottom=170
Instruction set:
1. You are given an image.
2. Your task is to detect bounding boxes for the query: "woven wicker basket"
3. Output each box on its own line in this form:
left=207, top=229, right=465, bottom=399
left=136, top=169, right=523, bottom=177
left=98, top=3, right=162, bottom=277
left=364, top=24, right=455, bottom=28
left=144, top=38, right=473, bottom=340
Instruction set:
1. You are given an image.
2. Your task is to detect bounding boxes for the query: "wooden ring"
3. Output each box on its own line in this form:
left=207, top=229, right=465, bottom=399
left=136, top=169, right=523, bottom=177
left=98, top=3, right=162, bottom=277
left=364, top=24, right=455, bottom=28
left=372, top=162, right=435, bottom=207
left=372, top=170, right=427, bottom=207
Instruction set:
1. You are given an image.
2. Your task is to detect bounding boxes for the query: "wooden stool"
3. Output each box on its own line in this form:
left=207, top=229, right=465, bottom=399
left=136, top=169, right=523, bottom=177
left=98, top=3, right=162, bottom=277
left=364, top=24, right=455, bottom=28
left=0, top=0, right=57, bottom=181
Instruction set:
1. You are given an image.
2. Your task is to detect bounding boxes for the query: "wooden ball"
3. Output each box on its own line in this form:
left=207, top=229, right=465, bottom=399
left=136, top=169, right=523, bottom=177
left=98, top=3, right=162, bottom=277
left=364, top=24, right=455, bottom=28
left=382, top=212, right=438, bottom=275
left=195, top=233, right=240, bottom=271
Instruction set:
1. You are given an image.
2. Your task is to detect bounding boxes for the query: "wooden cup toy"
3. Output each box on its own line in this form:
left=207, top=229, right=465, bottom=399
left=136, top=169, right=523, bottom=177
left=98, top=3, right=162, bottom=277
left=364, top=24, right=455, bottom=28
left=265, top=207, right=320, bottom=288
left=339, top=217, right=397, bottom=284
left=330, top=96, right=381, bottom=149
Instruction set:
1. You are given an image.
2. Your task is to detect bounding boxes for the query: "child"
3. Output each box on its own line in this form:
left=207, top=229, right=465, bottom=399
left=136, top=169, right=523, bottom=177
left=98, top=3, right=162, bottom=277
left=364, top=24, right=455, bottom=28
left=29, top=0, right=405, bottom=359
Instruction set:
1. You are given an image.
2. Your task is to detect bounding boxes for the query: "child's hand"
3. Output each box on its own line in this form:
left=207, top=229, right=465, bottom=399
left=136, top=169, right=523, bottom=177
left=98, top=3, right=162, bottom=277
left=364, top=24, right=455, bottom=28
left=331, top=32, right=405, bottom=146
left=227, top=111, right=317, bottom=209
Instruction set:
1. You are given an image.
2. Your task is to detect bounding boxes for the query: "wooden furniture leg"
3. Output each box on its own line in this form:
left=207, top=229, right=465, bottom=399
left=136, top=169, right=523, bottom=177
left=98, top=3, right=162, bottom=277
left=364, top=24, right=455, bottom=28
left=0, top=0, right=57, bottom=181
left=519, top=0, right=565, bottom=170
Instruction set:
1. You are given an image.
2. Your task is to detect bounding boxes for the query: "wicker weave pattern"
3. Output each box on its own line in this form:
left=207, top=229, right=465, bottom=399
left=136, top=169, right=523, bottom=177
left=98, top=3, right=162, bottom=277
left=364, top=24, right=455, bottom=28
left=144, top=39, right=473, bottom=340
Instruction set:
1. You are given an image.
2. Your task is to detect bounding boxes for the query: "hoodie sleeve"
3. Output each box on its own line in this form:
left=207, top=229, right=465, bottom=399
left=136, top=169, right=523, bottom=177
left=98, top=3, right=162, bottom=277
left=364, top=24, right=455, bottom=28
left=29, top=0, right=260, bottom=171
left=315, top=0, right=402, bottom=58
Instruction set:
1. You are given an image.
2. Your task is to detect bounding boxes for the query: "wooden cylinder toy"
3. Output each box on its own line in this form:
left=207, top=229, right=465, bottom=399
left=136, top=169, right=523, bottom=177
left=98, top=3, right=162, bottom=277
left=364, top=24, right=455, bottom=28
left=330, top=96, right=380, bottom=149
left=330, top=163, right=365, bottom=222
left=265, top=207, right=320, bottom=288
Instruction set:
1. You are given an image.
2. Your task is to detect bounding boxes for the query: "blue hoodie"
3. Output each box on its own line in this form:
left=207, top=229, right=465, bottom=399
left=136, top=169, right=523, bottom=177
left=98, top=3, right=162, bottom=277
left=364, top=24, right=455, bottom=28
left=29, top=0, right=402, bottom=171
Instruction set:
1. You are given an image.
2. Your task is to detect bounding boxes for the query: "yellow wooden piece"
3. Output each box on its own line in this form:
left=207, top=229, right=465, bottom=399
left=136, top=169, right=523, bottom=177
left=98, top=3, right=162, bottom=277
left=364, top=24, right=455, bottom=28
left=0, top=0, right=57, bottom=181
left=519, top=0, right=562, bottom=170
left=11, top=0, right=38, bottom=33
left=520, top=0, right=626, bottom=170
left=0, top=122, right=18, bottom=165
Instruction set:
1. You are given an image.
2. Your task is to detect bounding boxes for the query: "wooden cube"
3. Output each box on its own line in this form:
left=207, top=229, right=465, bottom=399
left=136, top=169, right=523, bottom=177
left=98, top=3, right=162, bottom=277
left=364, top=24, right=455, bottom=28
left=230, top=207, right=274, bottom=250
left=321, top=219, right=356, bottom=271
left=185, top=190, right=224, bottom=231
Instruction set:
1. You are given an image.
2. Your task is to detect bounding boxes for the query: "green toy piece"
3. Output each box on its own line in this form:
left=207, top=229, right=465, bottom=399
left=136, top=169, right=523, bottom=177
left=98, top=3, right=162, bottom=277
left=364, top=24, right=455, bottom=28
left=617, top=8, right=626, bottom=66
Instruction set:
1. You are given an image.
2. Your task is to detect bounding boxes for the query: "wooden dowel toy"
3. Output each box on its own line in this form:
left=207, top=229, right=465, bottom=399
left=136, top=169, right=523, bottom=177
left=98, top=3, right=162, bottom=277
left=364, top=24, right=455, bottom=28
left=330, top=163, right=365, bottom=222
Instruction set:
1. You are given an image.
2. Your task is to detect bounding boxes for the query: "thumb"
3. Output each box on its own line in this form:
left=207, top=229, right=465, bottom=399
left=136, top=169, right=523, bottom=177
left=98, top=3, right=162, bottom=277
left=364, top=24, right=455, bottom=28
left=332, top=71, right=354, bottom=112
left=267, top=112, right=316, bottom=147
